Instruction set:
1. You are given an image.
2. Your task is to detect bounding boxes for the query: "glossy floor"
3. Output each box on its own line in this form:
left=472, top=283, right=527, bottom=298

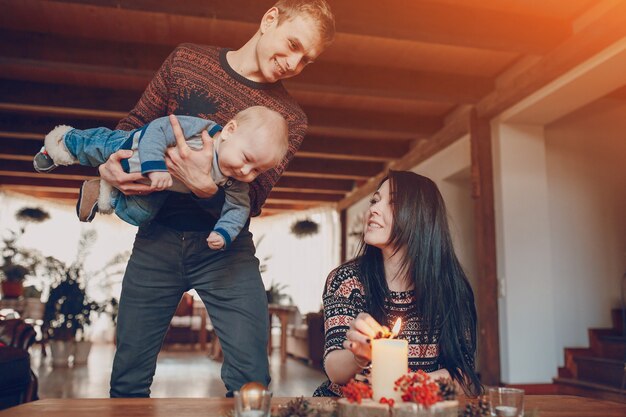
left=31, top=343, right=326, bottom=398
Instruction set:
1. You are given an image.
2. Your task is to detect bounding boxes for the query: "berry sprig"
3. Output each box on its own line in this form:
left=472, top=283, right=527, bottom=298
left=378, top=397, right=395, bottom=407
left=393, top=370, right=441, bottom=408
left=342, top=379, right=373, bottom=404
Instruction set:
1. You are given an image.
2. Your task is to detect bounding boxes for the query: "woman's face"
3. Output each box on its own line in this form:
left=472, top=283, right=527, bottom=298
left=363, top=180, right=394, bottom=249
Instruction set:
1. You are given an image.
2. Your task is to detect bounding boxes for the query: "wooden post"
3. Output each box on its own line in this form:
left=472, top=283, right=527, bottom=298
left=469, top=108, right=500, bottom=386
left=340, top=208, right=347, bottom=263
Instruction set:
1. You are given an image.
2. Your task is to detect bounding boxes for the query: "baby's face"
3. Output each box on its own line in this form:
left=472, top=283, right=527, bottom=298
left=218, top=132, right=282, bottom=183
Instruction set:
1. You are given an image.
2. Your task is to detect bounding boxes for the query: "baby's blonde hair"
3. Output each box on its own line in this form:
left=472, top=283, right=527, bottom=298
left=233, top=106, right=289, bottom=165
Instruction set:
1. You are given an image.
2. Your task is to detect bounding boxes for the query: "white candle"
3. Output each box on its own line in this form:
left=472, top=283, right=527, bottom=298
left=495, top=405, right=518, bottom=417
left=238, top=410, right=266, bottom=417
left=371, top=338, right=408, bottom=402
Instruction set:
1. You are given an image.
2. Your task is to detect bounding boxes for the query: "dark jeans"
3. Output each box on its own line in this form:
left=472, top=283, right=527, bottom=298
left=110, top=222, right=270, bottom=397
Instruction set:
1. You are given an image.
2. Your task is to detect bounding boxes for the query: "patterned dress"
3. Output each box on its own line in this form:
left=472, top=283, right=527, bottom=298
left=313, top=261, right=442, bottom=397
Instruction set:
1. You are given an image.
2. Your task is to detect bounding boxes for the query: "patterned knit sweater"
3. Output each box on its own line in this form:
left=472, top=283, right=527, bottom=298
left=116, top=43, right=307, bottom=230
left=314, top=261, right=441, bottom=397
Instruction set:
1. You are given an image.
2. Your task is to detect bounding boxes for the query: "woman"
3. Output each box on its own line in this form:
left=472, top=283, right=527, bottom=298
left=314, top=170, right=481, bottom=397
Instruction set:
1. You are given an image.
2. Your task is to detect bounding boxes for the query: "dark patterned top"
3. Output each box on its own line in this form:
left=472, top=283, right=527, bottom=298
left=116, top=44, right=307, bottom=230
left=313, top=261, right=441, bottom=397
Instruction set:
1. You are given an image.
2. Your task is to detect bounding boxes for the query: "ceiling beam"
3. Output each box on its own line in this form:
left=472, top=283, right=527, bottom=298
left=0, top=51, right=488, bottom=104
left=3, top=0, right=572, bottom=53
left=273, top=176, right=354, bottom=193
left=298, top=135, right=410, bottom=162
left=291, top=61, right=492, bottom=104
left=302, top=105, right=441, bottom=137
left=268, top=191, right=343, bottom=203
left=0, top=80, right=441, bottom=137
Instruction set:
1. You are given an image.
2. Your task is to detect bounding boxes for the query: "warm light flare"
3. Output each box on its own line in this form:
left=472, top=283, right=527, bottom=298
left=391, top=318, right=402, bottom=336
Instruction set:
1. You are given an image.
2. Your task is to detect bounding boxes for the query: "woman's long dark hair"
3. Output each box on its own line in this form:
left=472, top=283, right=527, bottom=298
left=358, top=170, right=482, bottom=396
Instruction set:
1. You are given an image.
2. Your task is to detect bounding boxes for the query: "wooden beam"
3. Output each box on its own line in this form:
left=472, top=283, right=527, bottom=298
left=0, top=158, right=98, bottom=177
left=291, top=62, right=492, bottom=104
left=263, top=198, right=331, bottom=207
left=0, top=175, right=85, bottom=189
left=286, top=158, right=382, bottom=180
left=0, top=80, right=440, bottom=137
left=0, top=57, right=154, bottom=92
left=469, top=109, right=500, bottom=386
left=0, top=31, right=491, bottom=104
left=299, top=135, right=409, bottom=162
left=302, top=105, right=442, bottom=137
left=7, top=0, right=572, bottom=53
left=0, top=80, right=138, bottom=114
left=331, top=1, right=571, bottom=54
left=0, top=185, right=78, bottom=200
left=268, top=191, right=343, bottom=203
left=273, top=176, right=354, bottom=193
left=1, top=0, right=253, bottom=48
left=0, top=113, right=119, bottom=133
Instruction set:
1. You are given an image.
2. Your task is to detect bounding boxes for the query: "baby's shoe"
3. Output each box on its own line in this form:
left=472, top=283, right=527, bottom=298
left=33, top=147, right=57, bottom=173
left=76, top=179, right=100, bottom=222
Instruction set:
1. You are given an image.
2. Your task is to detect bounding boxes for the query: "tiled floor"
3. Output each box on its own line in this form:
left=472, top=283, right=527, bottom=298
left=32, top=343, right=326, bottom=398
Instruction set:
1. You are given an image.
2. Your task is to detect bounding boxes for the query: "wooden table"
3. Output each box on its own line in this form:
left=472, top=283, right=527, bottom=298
left=268, top=304, right=298, bottom=363
left=2, top=396, right=625, bottom=416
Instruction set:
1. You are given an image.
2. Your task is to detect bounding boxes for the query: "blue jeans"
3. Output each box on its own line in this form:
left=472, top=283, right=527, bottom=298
left=110, top=223, right=270, bottom=397
left=63, top=127, right=167, bottom=226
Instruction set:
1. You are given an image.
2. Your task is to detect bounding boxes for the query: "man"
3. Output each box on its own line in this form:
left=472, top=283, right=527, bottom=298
left=99, top=0, right=335, bottom=397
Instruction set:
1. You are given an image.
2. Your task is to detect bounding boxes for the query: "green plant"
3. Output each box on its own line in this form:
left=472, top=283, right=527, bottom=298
left=0, top=207, right=50, bottom=283
left=42, top=230, right=101, bottom=341
left=265, top=280, right=293, bottom=305
left=290, top=219, right=319, bottom=238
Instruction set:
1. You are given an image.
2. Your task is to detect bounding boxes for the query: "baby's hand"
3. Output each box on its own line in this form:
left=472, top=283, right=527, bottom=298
left=207, top=232, right=225, bottom=250
left=148, top=171, right=173, bottom=191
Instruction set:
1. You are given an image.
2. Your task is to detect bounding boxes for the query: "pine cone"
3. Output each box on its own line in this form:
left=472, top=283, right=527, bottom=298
left=477, top=396, right=490, bottom=416
left=277, top=397, right=310, bottom=417
left=437, top=378, right=457, bottom=400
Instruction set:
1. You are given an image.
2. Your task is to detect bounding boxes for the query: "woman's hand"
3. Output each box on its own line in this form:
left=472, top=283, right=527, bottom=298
left=98, top=150, right=153, bottom=195
left=343, top=312, right=387, bottom=362
left=164, top=114, right=217, bottom=198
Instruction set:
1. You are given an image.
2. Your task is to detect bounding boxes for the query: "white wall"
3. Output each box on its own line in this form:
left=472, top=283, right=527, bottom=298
left=545, top=98, right=626, bottom=363
left=491, top=123, right=559, bottom=383
left=250, top=207, right=341, bottom=314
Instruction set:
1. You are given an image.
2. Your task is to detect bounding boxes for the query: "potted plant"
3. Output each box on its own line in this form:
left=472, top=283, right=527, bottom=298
left=0, top=207, right=50, bottom=298
left=42, top=230, right=101, bottom=366
left=265, top=280, right=293, bottom=306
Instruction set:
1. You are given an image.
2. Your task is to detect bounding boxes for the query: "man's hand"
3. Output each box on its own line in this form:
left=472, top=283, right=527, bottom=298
left=165, top=114, right=217, bottom=198
left=207, top=231, right=225, bottom=250
left=99, top=149, right=153, bottom=195
left=147, top=171, right=173, bottom=191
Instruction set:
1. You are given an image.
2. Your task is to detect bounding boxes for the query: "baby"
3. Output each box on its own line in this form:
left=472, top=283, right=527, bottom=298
left=34, top=106, right=289, bottom=250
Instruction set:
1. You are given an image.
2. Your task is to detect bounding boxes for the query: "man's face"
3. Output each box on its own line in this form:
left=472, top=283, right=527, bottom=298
left=217, top=125, right=281, bottom=183
left=256, top=13, right=324, bottom=83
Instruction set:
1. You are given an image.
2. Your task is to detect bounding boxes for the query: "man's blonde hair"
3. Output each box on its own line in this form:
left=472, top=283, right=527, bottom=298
left=273, top=0, right=335, bottom=47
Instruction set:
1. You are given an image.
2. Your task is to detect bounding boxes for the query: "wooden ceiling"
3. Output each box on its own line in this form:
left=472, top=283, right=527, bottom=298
left=0, top=0, right=623, bottom=214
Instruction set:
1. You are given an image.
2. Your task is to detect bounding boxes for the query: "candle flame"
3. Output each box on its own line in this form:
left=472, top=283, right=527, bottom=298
left=391, top=318, right=402, bottom=336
